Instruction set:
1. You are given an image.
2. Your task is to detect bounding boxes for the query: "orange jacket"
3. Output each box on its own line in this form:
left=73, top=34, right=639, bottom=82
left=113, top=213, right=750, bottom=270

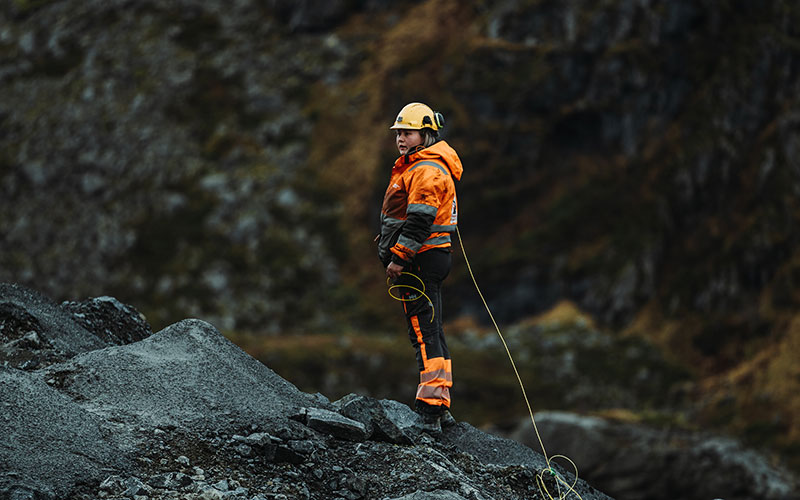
left=378, top=141, right=464, bottom=266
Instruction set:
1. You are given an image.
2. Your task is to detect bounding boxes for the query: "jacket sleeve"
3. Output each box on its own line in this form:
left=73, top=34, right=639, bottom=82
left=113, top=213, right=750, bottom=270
left=390, top=212, right=435, bottom=265
left=389, top=165, right=445, bottom=265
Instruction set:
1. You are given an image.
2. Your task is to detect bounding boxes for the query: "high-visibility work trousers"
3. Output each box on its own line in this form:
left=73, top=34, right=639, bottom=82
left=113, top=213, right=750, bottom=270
left=397, top=248, right=453, bottom=414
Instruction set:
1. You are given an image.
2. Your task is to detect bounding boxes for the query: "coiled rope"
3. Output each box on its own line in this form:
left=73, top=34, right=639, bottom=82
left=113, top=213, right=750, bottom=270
left=386, top=272, right=435, bottom=323
left=386, top=227, right=583, bottom=499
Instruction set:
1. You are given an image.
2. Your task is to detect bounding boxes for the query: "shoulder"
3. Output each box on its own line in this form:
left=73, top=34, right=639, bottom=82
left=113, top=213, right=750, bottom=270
left=409, top=160, right=450, bottom=177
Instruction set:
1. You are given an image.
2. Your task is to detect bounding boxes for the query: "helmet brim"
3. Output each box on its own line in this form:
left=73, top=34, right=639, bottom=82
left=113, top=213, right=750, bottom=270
left=389, top=124, right=422, bottom=130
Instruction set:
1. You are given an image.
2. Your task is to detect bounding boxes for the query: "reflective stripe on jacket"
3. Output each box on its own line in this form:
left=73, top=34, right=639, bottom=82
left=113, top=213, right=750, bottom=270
left=378, top=140, right=464, bottom=266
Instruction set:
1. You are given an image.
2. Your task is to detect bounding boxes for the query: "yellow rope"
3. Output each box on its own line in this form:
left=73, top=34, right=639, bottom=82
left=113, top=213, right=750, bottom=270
left=386, top=272, right=435, bottom=323
left=455, top=226, right=583, bottom=500
left=382, top=228, right=583, bottom=498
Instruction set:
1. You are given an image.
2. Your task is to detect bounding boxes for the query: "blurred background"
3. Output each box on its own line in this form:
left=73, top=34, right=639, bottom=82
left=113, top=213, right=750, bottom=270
left=2, top=1, right=799, bottom=498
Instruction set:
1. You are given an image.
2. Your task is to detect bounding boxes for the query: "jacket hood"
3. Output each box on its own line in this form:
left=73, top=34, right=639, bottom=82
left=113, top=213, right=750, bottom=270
left=398, top=140, right=463, bottom=181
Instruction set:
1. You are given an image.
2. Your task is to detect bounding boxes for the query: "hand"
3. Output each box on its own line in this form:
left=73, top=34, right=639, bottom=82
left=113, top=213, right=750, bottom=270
left=386, top=261, right=404, bottom=281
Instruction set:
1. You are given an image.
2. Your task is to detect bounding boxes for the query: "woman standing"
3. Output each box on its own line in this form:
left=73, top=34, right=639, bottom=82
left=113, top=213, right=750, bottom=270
left=377, top=102, right=463, bottom=434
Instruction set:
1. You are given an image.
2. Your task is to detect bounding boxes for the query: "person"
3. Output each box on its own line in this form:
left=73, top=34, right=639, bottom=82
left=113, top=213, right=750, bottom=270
left=377, top=102, right=464, bottom=434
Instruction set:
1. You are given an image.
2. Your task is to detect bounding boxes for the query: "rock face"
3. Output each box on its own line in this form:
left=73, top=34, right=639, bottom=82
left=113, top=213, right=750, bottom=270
left=0, top=283, right=147, bottom=371
left=509, top=411, right=798, bottom=500
left=0, top=283, right=613, bottom=500
left=61, top=296, right=152, bottom=346
left=2, top=0, right=798, bottom=340
left=3, top=0, right=800, bottom=473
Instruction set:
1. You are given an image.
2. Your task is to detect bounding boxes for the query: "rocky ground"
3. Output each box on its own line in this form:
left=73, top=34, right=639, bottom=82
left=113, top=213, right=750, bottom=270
left=1, top=283, right=612, bottom=500
left=509, top=411, right=797, bottom=500
left=4, top=283, right=797, bottom=500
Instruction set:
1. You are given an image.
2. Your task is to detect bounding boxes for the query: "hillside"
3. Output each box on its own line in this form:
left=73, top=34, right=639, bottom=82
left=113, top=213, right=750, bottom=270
left=3, top=284, right=797, bottom=500
left=1, top=0, right=800, bottom=485
left=1, top=283, right=617, bottom=500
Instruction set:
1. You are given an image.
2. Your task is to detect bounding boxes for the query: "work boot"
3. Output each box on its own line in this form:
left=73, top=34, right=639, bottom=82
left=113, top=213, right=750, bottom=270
left=420, top=412, right=442, bottom=436
left=440, top=409, right=456, bottom=428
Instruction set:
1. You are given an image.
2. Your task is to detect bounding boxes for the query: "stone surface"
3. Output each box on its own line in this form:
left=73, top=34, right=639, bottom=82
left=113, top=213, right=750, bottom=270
left=387, top=491, right=470, bottom=500
left=61, top=295, right=152, bottom=345
left=509, top=411, right=797, bottom=500
left=40, top=318, right=321, bottom=432
left=305, top=407, right=368, bottom=442
left=0, top=283, right=106, bottom=356
left=335, top=394, right=414, bottom=445
left=0, top=285, right=618, bottom=500
left=0, top=367, right=133, bottom=499
left=1, top=284, right=151, bottom=371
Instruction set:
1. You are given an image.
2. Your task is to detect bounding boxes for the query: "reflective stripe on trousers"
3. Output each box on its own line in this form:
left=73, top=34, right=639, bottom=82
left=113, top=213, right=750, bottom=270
left=399, top=248, right=452, bottom=410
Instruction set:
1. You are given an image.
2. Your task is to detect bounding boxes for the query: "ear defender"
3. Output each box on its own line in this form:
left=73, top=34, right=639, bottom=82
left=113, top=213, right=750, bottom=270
left=434, top=111, right=445, bottom=129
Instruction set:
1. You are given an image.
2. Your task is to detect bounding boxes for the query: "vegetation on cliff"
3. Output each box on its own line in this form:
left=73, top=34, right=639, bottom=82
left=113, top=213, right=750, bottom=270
left=2, top=0, right=799, bottom=480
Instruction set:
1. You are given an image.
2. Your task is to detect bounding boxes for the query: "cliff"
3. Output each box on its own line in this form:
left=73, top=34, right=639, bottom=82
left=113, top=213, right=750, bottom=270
left=2, top=0, right=800, bottom=492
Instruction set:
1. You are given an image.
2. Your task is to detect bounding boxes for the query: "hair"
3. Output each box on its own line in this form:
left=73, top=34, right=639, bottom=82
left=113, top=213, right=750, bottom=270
left=422, top=128, right=438, bottom=148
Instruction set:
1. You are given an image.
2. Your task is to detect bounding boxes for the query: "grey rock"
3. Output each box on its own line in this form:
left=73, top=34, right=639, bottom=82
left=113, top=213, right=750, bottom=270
left=0, top=287, right=619, bottom=500
left=61, top=296, right=152, bottom=345
left=146, top=473, right=171, bottom=489
left=0, top=283, right=105, bottom=358
left=335, top=394, right=414, bottom=445
left=100, top=475, right=124, bottom=491
left=239, top=432, right=277, bottom=448
left=387, top=490, right=469, bottom=500
left=4, top=331, right=44, bottom=350
left=235, top=443, right=253, bottom=457
left=379, top=399, right=427, bottom=439
left=510, top=411, right=796, bottom=500
left=223, top=486, right=249, bottom=498
left=122, top=477, right=148, bottom=497
left=289, top=439, right=315, bottom=454
left=334, top=393, right=374, bottom=435
left=274, top=444, right=306, bottom=465
left=304, top=407, right=368, bottom=442
left=40, top=319, right=322, bottom=432
left=443, top=422, right=549, bottom=470
left=4, top=487, right=43, bottom=500
left=148, top=472, right=194, bottom=490
left=198, top=486, right=225, bottom=500
left=0, top=285, right=155, bottom=373
left=0, top=367, right=132, bottom=499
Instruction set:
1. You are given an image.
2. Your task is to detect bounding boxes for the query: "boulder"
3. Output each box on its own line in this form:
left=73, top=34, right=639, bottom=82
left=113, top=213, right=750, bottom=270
left=303, top=407, right=368, bottom=442
left=335, top=393, right=414, bottom=444
left=60, top=295, right=152, bottom=345
left=509, top=411, right=796, bottom=500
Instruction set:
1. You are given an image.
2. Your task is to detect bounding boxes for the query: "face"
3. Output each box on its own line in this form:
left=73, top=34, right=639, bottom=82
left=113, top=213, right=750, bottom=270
left=395, top=129, right=423, bottom=155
